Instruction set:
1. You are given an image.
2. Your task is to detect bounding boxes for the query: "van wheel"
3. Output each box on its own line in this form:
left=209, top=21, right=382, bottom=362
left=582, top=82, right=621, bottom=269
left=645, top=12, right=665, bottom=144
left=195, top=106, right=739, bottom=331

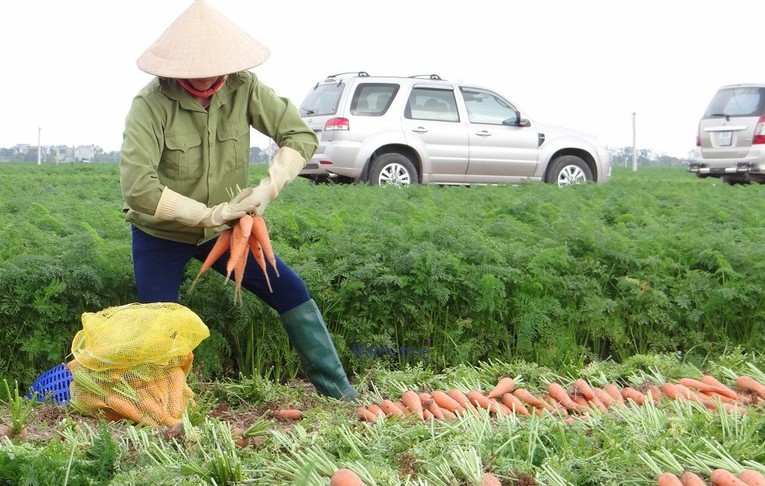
left=369, top=153, right=418, bottom=186
left=546, top=155, right=592, bottom=186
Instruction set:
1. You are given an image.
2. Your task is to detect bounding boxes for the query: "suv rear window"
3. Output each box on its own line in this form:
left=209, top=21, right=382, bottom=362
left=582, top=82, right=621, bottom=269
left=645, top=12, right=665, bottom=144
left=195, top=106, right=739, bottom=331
left=704, top=86, right=765, bottom=117
left=299, top=82, right=344, bottom=116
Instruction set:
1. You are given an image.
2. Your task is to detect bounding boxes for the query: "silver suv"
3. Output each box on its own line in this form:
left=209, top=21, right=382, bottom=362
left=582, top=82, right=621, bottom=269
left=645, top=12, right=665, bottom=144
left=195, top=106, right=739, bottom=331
left=298, top=72, right=611, bottom=186
left=689, top=83, right=765, bottom=184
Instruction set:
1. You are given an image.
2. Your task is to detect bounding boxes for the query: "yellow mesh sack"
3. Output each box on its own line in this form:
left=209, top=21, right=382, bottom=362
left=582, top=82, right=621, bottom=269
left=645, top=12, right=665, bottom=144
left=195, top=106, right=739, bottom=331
left=68, top=303, right=209, bottom=427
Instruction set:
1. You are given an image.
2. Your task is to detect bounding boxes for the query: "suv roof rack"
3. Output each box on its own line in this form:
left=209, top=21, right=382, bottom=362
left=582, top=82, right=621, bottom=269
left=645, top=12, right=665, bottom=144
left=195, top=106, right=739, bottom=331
left=409, top=74, right=443, bottom=80
left=326, top=71, right=370, bottom=79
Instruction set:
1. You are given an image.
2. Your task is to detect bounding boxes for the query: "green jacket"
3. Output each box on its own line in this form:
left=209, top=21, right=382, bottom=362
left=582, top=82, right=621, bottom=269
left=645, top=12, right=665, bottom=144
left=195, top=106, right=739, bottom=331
left=119, top=71, right=318, bottom=244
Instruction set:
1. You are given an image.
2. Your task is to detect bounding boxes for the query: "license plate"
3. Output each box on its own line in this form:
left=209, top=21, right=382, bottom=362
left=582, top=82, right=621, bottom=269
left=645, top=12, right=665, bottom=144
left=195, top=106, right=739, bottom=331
left=714, top=131, right=732, bottom=146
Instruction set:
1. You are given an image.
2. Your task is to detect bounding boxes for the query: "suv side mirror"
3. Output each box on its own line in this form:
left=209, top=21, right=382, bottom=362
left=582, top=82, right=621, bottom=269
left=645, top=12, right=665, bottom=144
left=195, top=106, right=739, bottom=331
left=504, top=117, right=531, bottom=127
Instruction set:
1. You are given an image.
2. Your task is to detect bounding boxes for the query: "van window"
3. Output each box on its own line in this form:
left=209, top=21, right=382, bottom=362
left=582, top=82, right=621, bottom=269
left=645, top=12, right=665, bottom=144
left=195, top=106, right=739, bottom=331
left=704, top=86, right=765, bottom=117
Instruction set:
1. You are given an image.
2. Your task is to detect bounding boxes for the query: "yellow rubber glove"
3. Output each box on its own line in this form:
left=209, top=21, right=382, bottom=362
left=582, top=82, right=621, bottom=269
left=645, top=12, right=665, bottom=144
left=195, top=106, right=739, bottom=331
left=154, top=187, right=253, bottom=227
left=231, top=147, right=306, bottom=215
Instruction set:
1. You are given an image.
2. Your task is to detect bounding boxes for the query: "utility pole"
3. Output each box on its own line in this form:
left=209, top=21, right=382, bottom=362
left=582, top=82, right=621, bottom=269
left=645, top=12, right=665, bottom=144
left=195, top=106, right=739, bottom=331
left=37, top=127, right=42, bottom=165
left=631, top=112, right=637, bottom=172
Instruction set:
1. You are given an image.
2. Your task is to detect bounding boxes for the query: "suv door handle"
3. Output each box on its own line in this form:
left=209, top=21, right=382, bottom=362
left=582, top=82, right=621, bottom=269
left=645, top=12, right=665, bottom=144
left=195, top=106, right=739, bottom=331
left=476, top=130, right=492, bottom=137
left=411, top=127, right=428, bottom=133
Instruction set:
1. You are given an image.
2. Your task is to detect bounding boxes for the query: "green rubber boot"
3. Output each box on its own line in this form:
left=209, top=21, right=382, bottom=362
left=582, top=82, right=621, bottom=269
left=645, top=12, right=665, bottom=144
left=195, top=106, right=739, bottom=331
left=280, top=299, right=359, bottom=401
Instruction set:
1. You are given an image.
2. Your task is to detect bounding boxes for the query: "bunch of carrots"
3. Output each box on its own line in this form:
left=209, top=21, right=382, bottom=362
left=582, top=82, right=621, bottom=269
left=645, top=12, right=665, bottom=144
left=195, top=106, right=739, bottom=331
left=355, top=373, right=765, bottom=423
left=658, top=468, right=765, bottom=486
left=190, top=213, right=279, bottom=304
left=67, top=353, right=194, bottom=427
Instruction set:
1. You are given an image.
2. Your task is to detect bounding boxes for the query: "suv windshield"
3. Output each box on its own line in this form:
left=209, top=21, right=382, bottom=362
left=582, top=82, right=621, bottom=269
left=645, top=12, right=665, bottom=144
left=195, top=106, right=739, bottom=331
left=704, top=86, right=765, bottom=117
left=299, top=82, right=344, bottom=116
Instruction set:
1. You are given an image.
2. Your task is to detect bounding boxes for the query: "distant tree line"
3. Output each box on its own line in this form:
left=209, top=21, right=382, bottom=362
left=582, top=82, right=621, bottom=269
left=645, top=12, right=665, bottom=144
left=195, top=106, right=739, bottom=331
left=609, top=146, right=687, bottom=168
left=0, top=146, right=272, bottom=164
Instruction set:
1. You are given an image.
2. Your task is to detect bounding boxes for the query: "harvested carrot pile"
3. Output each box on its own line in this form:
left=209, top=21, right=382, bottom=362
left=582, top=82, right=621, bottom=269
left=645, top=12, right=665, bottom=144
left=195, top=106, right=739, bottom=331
left=190, top=213, right=279, bottom=304
left=356, top=373, right=764, bottom=423
left=657, top=467, right=765, bottom=485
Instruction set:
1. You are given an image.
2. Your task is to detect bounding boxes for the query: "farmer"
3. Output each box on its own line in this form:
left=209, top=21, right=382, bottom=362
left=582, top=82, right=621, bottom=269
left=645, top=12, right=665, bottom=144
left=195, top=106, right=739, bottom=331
left=118, top=0, right=358, bottom=401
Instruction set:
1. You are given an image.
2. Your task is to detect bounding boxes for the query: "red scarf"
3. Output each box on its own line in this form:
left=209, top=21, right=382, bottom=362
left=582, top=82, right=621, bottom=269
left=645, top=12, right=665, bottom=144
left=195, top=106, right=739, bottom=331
left=177, top=76, right=227, bottom=98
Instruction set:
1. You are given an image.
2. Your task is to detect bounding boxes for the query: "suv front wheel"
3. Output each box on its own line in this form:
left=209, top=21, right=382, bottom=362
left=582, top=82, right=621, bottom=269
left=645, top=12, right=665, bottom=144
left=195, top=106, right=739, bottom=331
left=369, top=153, right=418, bottom=186
left=546, top=155, right=592, bottom=186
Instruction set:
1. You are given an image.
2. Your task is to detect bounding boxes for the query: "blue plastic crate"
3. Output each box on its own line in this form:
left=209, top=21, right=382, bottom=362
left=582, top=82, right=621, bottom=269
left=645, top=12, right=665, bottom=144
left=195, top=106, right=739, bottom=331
left=28, top=363, right=72, bottom=405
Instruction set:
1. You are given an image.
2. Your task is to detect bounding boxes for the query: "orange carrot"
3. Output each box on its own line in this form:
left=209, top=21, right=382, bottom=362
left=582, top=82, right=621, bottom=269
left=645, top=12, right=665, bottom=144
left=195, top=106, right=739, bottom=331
left=573, top=394, right=589, bottom=408
left=439, top=407, right=458, bottom=420
left=482, top=472, right=502, bottom=486
left=330, top=468, right=364, bottom=486
left=656, top=472, right=683, bottom=486
left=356, top=407, right=377, bottom=422
left=401, top=390, right=425, bottom=420
left=423, top=409, right=434, bottom=420
left=702, top=390, right=740, bottom=405
left=736, top=375, right=765, bottom=399
left=710, top=468, right=748, bottom=486
left=226, top=218, right=249, bottom=280
left=592, top=387, right=615, bottom=408
left=571, top=380, right=607, bottom=411
left=367, top=404, right=385, bottom=418
left=273, top=409, right=303, bottom=421
left=739, top=469, right=765, bottom=486
left=105, top=394, right=156, bottom=426
left=447, top=389, right=480, bottom=415
left=644, top=383, right=663, bottom=402
left=661, top=383, right=683, bottom=401
left=500, top=392, right=530, bottom=415
left=487, top=377, right=516, bottom=399
left=604, top=383, right=625, bottom=404
left=572, top=379, right=597, bottom=400
left=380, top=399, right=405, bottom=417
left=702, top=375, right=742, bottom=401
left=547, top=383, right=586, bottom=413
left=432, top=390, right=466, bottom=415
left=248, top=235, right=273, bottom=293
left=681, top=471, right=707, bottom=486
left=657, top=472, right=683, bottom=486
left=674, top=383, right=717, bottom=409
left=513, top=388, right=555, bottom=412
left=621, top=387, right=648, bottom=405
left=190, top=228, right=232, bottom=291
left=419, top=392, right=445, bottom=420
left=542, top=394, right=570, bottom=416
left=251, top=215, right=279, bottom=277
left=165, top=366, right=187, bottom=419
left=466, top=390, right=507, bottom=415
left=679, top=377, right=720, bottom=393
left=137, top=387, right=176, bottom=426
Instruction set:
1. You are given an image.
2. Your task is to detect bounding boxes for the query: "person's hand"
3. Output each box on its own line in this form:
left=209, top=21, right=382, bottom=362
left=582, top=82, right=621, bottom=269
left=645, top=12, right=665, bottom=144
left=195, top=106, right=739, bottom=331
left=231, top=183, right=274, bottom=216
left=154, top=187, right=254, bottom=227
left=198, top=201, right=249, bottom=227
left=230, top=147, right=307, bottom=216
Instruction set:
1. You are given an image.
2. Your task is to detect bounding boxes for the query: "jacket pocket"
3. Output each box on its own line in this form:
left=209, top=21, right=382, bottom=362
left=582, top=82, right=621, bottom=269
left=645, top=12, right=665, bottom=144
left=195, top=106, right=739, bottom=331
left=217, top=121, right=250, bottom=173
left=161, top=133, right=203, bottom=181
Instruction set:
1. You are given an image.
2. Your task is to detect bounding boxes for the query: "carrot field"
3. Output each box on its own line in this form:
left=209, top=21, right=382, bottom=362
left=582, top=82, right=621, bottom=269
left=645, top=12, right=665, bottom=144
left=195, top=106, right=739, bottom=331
left=0, top=162, right=763, bottom=485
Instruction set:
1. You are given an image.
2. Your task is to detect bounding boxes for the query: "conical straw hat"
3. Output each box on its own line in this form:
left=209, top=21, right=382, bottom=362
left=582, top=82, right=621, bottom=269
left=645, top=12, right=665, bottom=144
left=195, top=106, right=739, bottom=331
left=137, top=0, right=271, bottom=78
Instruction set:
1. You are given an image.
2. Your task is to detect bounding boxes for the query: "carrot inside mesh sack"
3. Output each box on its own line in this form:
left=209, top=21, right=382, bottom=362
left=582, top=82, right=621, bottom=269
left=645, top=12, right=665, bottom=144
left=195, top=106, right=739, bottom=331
left=68, top=303, right=209, bottom=426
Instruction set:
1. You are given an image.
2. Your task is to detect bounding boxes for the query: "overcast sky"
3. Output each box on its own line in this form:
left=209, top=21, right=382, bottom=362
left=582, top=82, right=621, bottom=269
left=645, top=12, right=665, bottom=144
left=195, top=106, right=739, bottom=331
left=2, top=0, right=761, bottom=158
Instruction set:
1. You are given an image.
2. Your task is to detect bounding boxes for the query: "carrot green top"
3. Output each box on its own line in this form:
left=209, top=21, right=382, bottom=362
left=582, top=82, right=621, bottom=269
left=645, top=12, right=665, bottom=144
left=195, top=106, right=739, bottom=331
left=119, top=71, right=317, bottom=244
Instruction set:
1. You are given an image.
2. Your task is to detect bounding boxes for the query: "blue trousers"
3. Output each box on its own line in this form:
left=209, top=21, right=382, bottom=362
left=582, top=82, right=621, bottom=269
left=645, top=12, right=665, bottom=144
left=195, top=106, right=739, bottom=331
left=131, top=225, right=310, bottom=314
